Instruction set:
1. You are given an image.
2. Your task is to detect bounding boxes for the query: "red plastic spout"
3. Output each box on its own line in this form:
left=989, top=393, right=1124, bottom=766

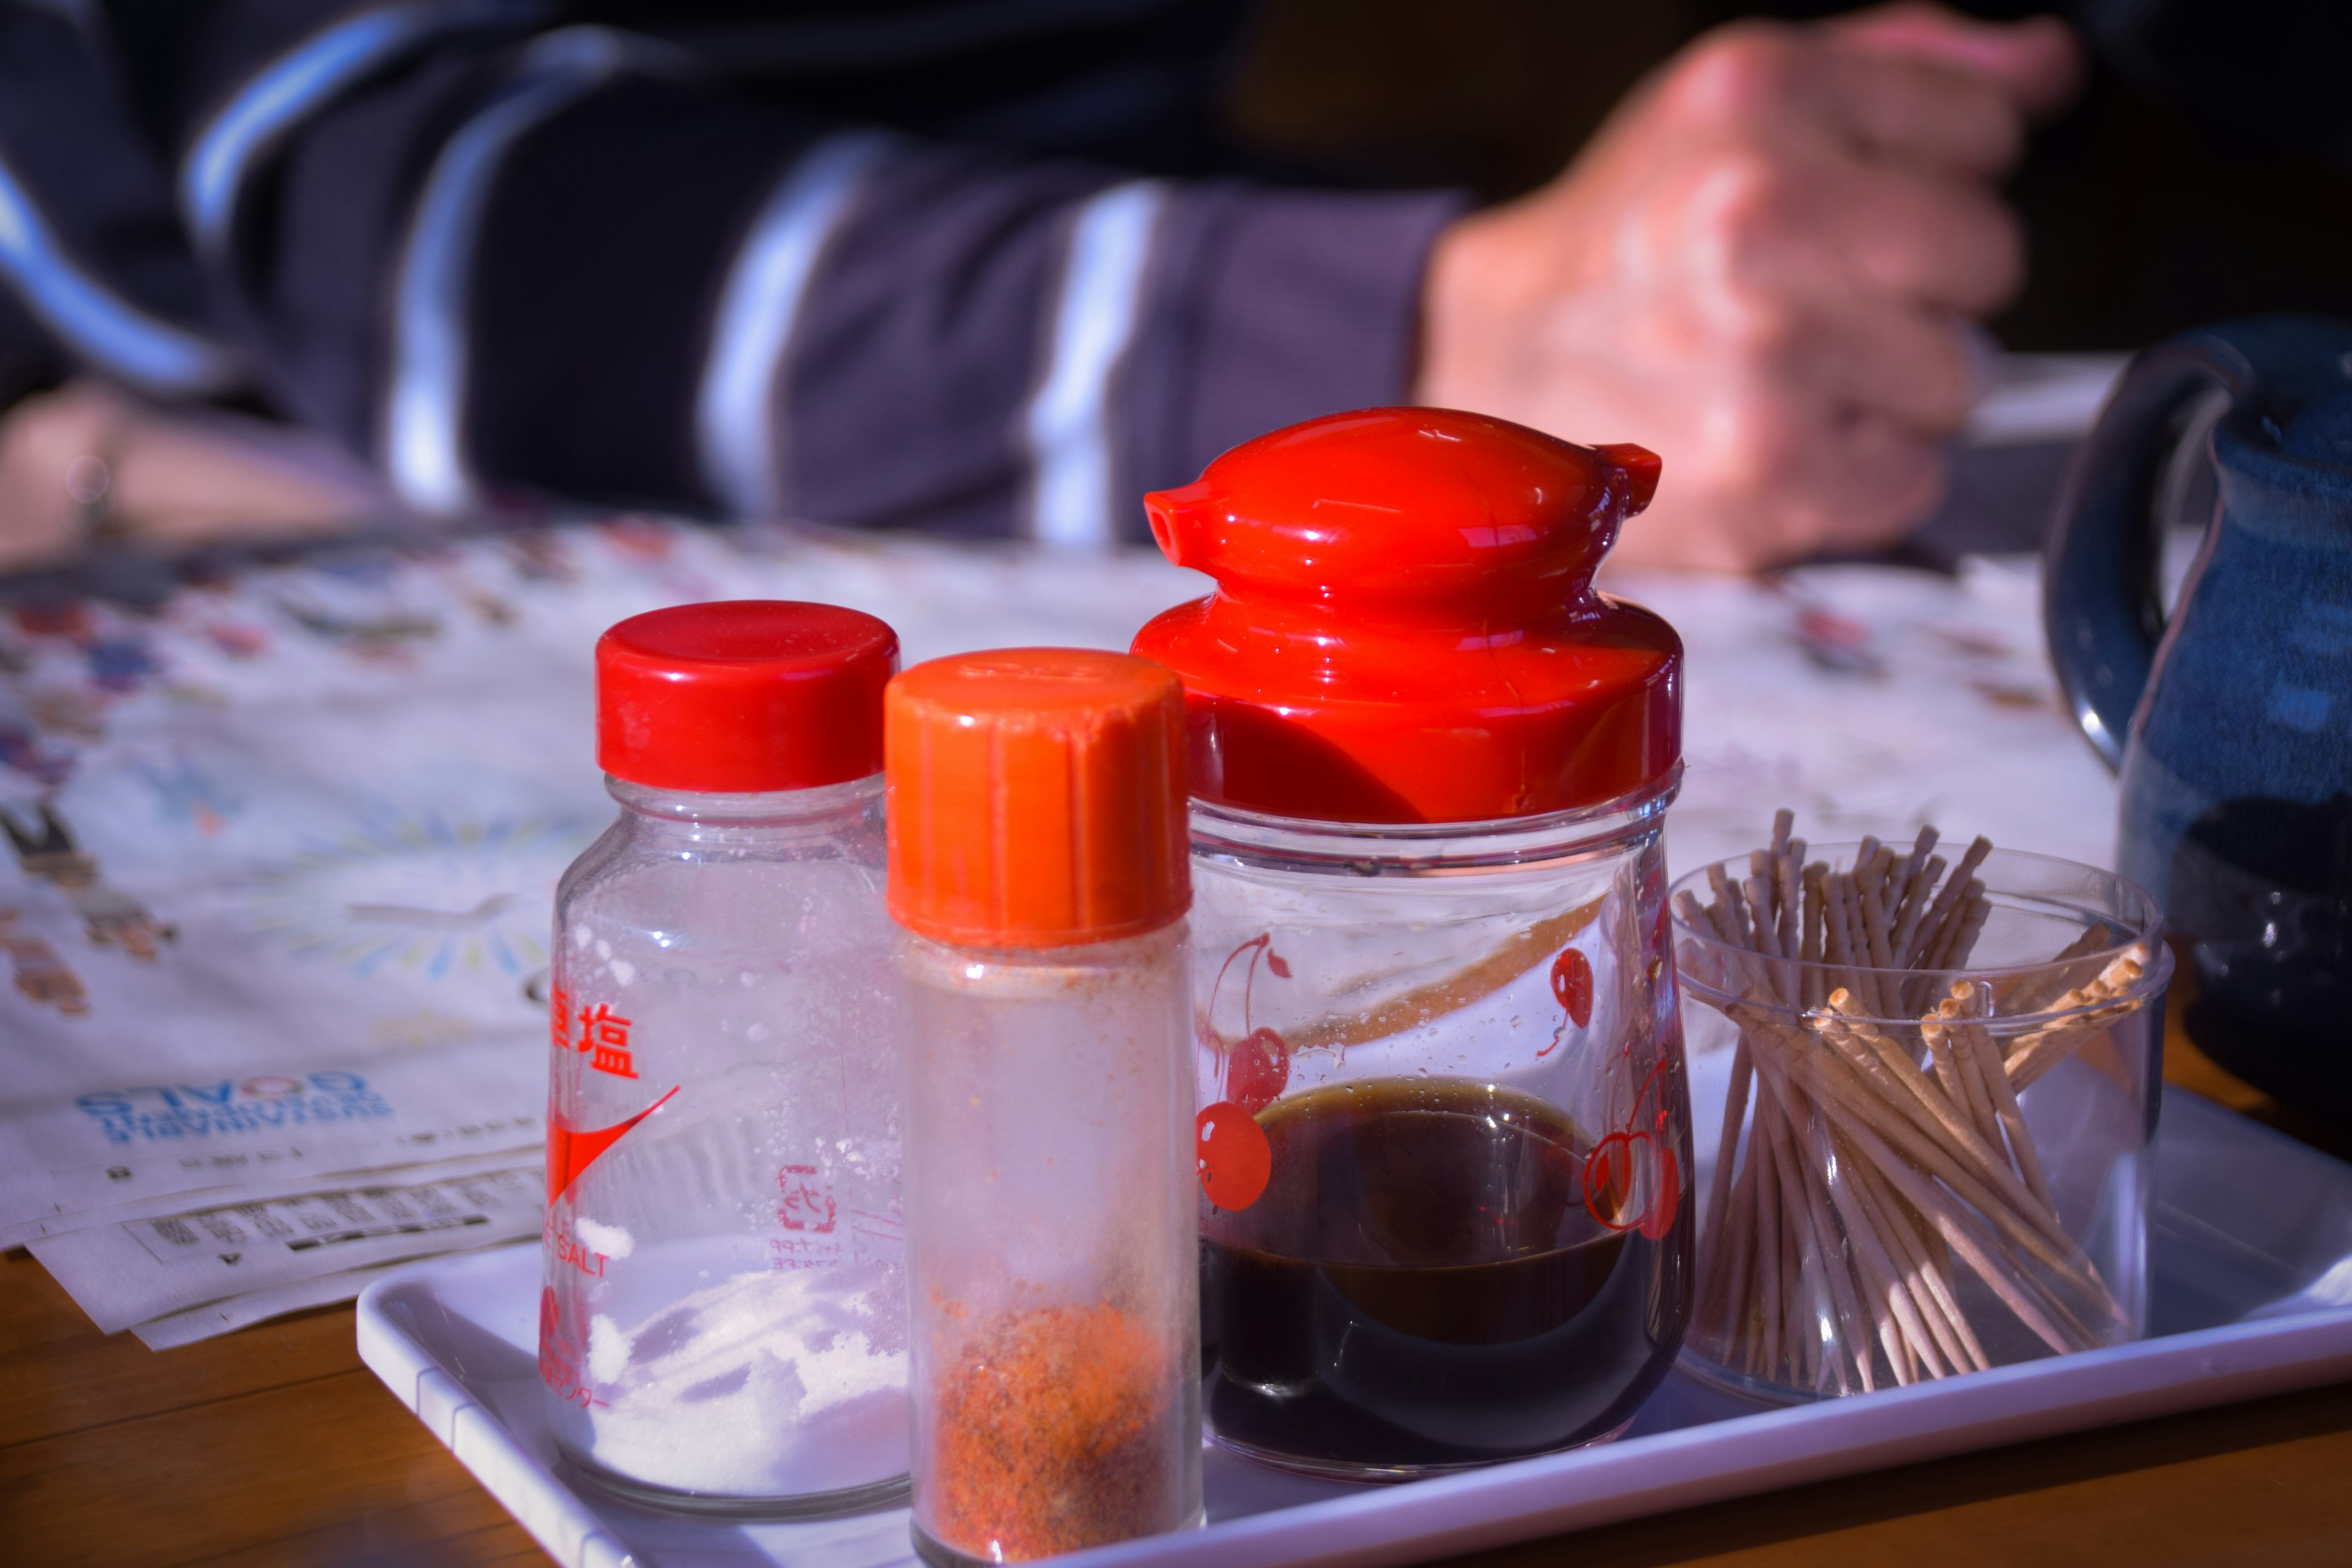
left=1142, top=409, right=1658, bottom=622
left=1133, top=407, right=1680, bottom=824
left=1593, top=443, right=1662, bottom=511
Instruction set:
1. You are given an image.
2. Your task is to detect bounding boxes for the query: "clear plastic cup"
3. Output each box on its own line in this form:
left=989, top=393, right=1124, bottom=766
left=1674, top=845, right=2170, bottom=1400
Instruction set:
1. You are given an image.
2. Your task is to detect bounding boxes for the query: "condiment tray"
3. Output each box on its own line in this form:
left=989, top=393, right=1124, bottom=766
left=358, top=1087, right=2352, bottom=1568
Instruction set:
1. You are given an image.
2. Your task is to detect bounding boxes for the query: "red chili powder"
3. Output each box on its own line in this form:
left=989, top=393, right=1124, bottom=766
left=929, top=1301, right=1172, bottom=1561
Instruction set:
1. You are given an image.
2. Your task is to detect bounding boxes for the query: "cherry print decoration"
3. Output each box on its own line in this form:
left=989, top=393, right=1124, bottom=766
left=1541, top=946, right=1594, bottom=1057
left=1226, top=1027, right=1288, bottom=1115
left=1581, top=894, right=1683, bottom=1240
left=1210, top=934, right=1293, bottom=1112
left=1194, top=933, right=1292, bottom=1208
left=1553, top=947, right=1594, bottom=1026
left=1196, top=1101, right=1272, bottom=1210
left=1583, top=1057, right=1681, bottom=1240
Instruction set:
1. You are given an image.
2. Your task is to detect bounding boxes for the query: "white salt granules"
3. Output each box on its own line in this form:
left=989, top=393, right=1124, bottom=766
left=575, top=1218, right=634, bottom=1260
left=581, top=1260, right=908, bottom=1496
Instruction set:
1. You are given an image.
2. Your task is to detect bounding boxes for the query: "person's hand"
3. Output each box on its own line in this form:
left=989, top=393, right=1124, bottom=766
left=1415, top=4, right=2079, bottom=571
left=0, top=380, right=381, bottom=570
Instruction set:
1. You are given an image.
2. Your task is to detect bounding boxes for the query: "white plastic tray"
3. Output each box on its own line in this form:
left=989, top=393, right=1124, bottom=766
left=358, top=1087, right=2352, bottom=1568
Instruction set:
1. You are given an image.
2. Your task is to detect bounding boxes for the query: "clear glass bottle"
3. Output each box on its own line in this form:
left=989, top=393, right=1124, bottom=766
left=1134, top=408, right=1693, bottom=1478
left=540, top=600, right=909, bottom=1515
left=887, top=649, right=1202, bottom=1566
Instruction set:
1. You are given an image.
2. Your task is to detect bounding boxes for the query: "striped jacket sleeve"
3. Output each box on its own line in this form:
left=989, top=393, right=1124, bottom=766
left=2, top=0, right=1464, bottom=545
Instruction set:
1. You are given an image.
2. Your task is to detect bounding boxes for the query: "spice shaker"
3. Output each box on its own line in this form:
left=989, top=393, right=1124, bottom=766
left=887, top=649, right=1201, bottom=1566
left=541, top=601, right=910, bottom=1515
left=1133, top=407, right=1693, bottom=1478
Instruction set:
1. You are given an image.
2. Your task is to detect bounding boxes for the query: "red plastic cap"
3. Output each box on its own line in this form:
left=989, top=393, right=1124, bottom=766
left=1133, top=408, right=1678, bottom=824
left=596, top=601, right=897, bottom=793
left=1143, top=407, right=1656, bottom=612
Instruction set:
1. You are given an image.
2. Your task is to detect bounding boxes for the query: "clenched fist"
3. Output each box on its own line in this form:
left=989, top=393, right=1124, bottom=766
left=1415, top=4, right=2079, bottom=570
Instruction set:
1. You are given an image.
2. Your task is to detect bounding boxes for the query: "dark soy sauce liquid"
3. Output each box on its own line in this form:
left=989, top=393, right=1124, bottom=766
left=1200, top=1077, right=1690, bottom=1475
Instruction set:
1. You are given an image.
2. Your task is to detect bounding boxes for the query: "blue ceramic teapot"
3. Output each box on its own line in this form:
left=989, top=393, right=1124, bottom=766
left=2046, top=315, right=2352, bottom=1119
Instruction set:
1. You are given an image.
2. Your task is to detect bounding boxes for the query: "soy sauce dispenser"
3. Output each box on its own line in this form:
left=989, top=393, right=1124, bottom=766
left=1133, top=407, right=1692, bottom=1477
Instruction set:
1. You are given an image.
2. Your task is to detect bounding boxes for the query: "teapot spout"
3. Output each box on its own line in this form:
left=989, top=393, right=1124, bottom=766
left=1593, top=444, right=1662, bottom=513
left=1142, top=482, right=1213, bottom=567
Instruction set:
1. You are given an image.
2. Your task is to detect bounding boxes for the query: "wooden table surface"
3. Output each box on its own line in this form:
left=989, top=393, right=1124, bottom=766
left=7, top=990, right=2351, bottom=1568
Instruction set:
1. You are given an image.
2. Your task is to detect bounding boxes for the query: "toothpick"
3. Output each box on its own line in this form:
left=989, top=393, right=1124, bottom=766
left=1953, top=982, right=2054, bottom=1213
left=2003, top=948, right=2150, bottom=1091
left=1762, top=1065, right=1872, bottom=1392
left=1696, top=1038, right=1755, bottom=1329
left=1799, top=864, right=1829, bottom=1009
left=1920, top=882, right=1987, bottom=973
left=1759, top=1005, right=2103, bottom=1297
left=1820, top=1135, right=1942, bottom=1382
left=1852, top=854, right=1901, bottom=1017
left=1994, top=921, right=2114, bottom=1014
left=1776, top=846, right=1804, bottom=1001
left=1945, top=893, right=1993, bottom=971
left=1887, top=847, right=1946, bottom=1012
left=1920, top=997, right=1969, bottom=1110
left=1831, top=1112, right=2081, bottom=1357
left=1901, top=837, right=1991, bottom=967
left=1823, top=993, right=2046, bottom=1221
left=1747, top=1068, right=1787, bottom=1376
left=1716, top=1104, right=1764, bottom=1359
left=1890, top=826, right=1939, bottom=929
left=1850, top=1150, right=1990, bottom=1374
left=1744, top=875, right=1789, bottom=1006
left=1937, top=995, right=2009, bottom=1156
left=1749, top=1020, right=2060, bottom=1363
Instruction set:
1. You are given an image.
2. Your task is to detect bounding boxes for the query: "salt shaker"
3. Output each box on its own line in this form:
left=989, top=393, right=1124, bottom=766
left=887, top=649, right=1202, bottom=1565
left=1133, top=408, right=1693, bottom=1477
left=540, top=600, right=910, bottom=1515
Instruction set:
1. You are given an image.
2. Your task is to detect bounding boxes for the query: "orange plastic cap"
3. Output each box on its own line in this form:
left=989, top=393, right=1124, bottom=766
left=885, top=649, right=1189, bottom=949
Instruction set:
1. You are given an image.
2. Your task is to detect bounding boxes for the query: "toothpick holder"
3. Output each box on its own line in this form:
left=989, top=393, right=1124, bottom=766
left=1673, top=843, right=2171, bottom=1402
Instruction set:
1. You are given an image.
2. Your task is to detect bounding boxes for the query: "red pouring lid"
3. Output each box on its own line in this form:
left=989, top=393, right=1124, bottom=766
left=597, top=601, right=898, bottom=792
left=1131, top=407, right=1679, bottom=824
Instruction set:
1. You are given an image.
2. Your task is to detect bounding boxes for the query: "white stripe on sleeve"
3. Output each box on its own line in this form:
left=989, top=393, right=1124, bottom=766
left=0, top=152, right=238, bottom=393
left=182, top=2, right=471, bottom=258
left=1023, top=179, right=1164, bottom=551
left=381, top=27, right=628, bottom=516
left=694, top=132, right=894, bottom=520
